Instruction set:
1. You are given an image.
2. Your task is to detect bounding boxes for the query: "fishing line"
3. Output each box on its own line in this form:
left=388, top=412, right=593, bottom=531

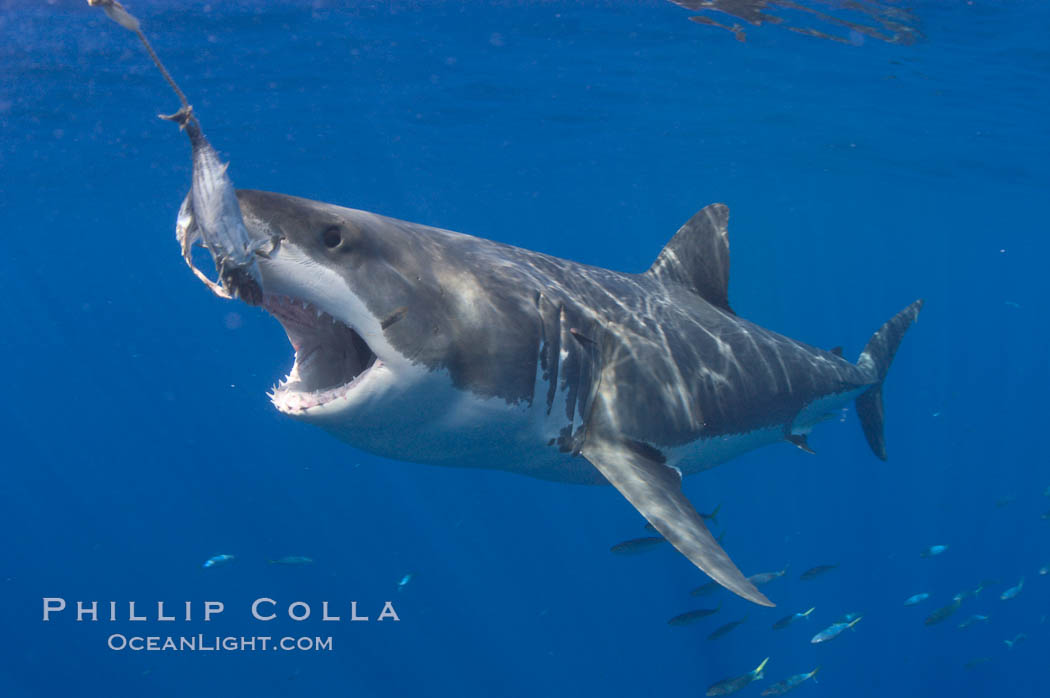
left=87, top=0, right=193, bottom=118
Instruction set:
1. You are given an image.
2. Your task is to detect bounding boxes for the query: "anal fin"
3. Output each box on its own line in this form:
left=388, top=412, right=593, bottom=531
left=786, top=434, right=816, bottom=454
left=582, top=438, right=773, bottom=607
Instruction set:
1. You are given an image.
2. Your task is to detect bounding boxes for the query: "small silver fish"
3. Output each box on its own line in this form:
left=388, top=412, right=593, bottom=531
left=708, top=617, right=748, bottom=640
left=706, top=658, right=768, bottom=696
left=690, top=580, right=722, bottom=597
left=811, top=616, right=861, bottom=643
left=799, top=564, right=837, bottom=581
left=772, top=607, right=815, bottom=630
left=761, top=667, right=819, bottom=696
left=920, top=545, right=948, bottom=558
left=1000, top=577, right=1024, bottom=600
left=972, top=578, right=999, bottom=596
left=1004, top=633, right=1027, bottom=649
left=397, top=573, right=414, bottom=591
left=269, top=555, right=314, bottom=566
left=904, top=592, right=930, bottom=606
left=925, top=595, right=963, bottom=625
left=610, top=536, right=666, bottom=555
left=668, top=605, right=721, bottom=626
left=957, top=614, right=989, bottom=630
left=748, top=567, right=788, bottom=586
left=202, top=554, right=234, bottom=568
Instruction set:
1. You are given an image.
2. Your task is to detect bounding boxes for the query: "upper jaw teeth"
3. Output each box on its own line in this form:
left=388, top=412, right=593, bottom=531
left=262, top=292, right=380, bottom=415
left=265, top=293, right=344, bottom=325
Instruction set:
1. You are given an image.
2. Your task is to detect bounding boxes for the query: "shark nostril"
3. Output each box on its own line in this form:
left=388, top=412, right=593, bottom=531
left=322, top=226, right=342, bottom=249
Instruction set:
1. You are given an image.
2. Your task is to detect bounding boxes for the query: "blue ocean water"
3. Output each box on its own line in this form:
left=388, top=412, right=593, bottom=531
left=1, top=0, right=1048, bottom=695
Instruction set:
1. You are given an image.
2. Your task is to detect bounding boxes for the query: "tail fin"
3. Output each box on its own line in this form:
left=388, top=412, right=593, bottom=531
left=855, top=299, right=924, bottom=460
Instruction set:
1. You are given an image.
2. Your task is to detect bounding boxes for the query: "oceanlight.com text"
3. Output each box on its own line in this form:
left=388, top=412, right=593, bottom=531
left=107, top=634, right=333, bottom=652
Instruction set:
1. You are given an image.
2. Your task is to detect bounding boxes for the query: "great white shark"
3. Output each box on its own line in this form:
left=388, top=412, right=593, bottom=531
left=181, top=186, right=922, bottom=607
left=90, top=0, right=923, bottom=608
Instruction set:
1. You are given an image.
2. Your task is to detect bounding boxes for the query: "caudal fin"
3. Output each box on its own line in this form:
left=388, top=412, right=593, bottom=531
left=855, top=299, right=924, bottom=460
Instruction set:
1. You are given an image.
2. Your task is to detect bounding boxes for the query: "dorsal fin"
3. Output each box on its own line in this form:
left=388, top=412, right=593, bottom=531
left=646, top=203, right=732, bottom=313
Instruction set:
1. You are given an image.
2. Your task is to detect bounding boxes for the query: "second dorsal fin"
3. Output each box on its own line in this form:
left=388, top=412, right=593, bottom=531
left=646, top=203, right=733, bottom=313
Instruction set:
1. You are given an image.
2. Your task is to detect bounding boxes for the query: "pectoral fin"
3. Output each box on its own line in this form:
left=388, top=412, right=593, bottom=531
left=582, top=438, right=773, bottom=607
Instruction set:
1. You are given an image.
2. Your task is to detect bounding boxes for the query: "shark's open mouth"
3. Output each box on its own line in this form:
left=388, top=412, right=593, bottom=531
left=263, top=294, right=379, bottom=413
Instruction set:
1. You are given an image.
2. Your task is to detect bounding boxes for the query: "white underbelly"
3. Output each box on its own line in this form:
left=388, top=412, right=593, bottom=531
left=303, top=364, right=588, bottom=479
left=300, top=357, right=865, bottom=486
left=670, top=388, right=864, bottom=476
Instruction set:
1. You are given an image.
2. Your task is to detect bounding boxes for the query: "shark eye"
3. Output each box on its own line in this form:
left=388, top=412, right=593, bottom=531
left=322, top=226, right=343, bottom=249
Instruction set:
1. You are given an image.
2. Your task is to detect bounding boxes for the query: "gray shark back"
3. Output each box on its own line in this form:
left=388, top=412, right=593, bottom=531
left=240, top=191, right=876, bottom=447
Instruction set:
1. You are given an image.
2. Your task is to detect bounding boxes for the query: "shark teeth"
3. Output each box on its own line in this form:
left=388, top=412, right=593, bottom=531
left=261, top=293, right=379, bottom=414
left=267, top=370, right=381, bottom=414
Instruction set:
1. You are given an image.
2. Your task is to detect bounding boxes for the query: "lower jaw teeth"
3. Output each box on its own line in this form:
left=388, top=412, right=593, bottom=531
left=272, top=382, right=348, bottom=412
left=270, top=360, right=377, bottom=413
